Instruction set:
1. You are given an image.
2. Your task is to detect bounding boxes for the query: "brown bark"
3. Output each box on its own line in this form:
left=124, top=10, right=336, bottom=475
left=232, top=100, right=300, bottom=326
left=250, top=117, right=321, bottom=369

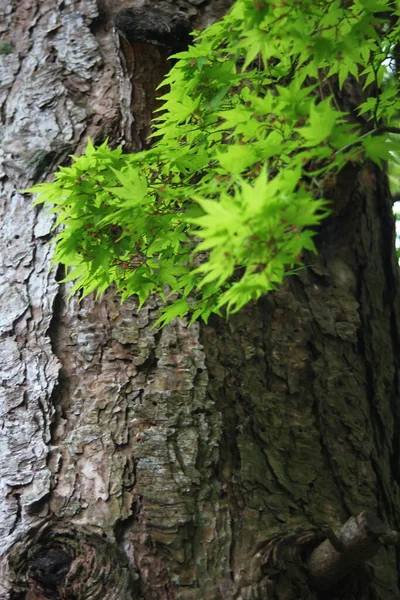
left=1, top=1, right=400, bottom=599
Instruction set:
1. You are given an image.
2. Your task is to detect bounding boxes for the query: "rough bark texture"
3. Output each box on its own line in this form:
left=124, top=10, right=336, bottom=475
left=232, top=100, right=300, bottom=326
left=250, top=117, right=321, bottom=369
left=1, top=1, right=400, bottom=599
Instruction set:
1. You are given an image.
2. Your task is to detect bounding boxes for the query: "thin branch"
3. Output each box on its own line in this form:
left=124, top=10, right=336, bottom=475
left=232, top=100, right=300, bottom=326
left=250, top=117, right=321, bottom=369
left=377, top=126, right=400, bottom=135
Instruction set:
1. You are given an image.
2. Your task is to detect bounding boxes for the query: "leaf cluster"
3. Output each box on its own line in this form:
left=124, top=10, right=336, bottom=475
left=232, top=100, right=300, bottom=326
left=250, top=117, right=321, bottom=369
left=26, top=0, right=400, bottom=326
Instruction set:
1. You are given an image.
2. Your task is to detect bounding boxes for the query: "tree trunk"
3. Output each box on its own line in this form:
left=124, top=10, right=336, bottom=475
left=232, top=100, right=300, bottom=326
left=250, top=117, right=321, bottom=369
left=1, top=1, right=400, bottom=599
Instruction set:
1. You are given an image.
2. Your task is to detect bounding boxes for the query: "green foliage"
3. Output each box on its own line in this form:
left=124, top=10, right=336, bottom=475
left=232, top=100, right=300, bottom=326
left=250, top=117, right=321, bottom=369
left=0, top=41, right=13, bottom=55
left=25, top=0, right=400, bottom=326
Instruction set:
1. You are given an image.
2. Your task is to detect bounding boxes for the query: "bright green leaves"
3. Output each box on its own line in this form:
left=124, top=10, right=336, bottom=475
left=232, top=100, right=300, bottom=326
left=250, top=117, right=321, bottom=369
left=25, top=0, right=400, bottom=326
left=358, top=0, right=390, bottom=11
left=154, top=298, right=190, bottom=328
left=300, top=99, right=339, bottom=146
left=217, top=145, right=260, bottom=174
left=362, top=134, right=399, bottom=167
left=107, top=165, right=148, bottom=204
left=189, top=169, right=328, bottom=314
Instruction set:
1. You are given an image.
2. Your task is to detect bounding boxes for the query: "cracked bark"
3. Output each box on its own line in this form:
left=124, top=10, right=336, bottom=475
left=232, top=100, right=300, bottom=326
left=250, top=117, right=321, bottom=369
left=1, top=1, right=400, bottom=599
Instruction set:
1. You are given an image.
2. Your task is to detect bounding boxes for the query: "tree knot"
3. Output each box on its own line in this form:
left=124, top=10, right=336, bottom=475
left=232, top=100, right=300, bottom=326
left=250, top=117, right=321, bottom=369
left=6, top=519, right=140, bottom=599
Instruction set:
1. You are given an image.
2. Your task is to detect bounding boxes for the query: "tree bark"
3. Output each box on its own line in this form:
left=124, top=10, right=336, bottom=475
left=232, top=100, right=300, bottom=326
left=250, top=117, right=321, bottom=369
left=1, top=1, right=400, bottom=599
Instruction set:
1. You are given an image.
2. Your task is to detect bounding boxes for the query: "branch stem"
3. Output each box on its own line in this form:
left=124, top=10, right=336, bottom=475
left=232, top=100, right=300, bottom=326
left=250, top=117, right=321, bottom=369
left=306, top=511, right=399, bottom=590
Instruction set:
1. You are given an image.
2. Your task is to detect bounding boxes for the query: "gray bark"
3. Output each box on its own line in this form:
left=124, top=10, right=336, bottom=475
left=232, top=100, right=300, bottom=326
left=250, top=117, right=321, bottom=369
left=1, top=1, right=400, bottom=599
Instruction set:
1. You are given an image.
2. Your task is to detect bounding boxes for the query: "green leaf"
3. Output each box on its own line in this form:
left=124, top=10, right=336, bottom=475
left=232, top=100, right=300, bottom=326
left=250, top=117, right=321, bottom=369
left=153, top=298, right=189, bottom=328
left=300, top=99, right=338, bottom=145
left=217, top=144, right=259, bottom=174
left=363, top=135, right=398, bottom=167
